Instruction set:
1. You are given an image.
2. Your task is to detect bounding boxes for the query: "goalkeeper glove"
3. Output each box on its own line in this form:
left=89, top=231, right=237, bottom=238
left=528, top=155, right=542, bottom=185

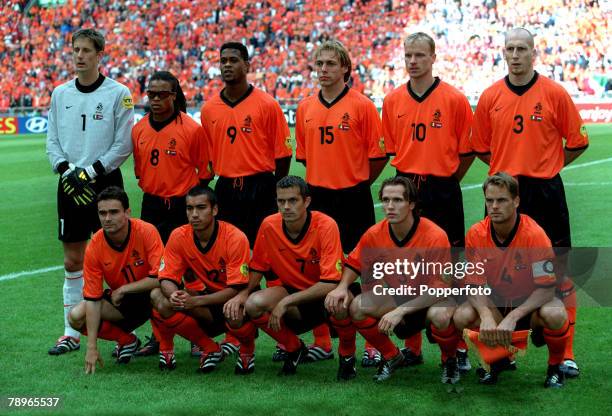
left=72, top=184, right=96, bottom=206
left=62, top=166, right=94, bottom=196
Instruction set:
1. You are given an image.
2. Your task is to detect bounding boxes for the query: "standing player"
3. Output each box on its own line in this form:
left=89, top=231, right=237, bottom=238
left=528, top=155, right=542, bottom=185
left=326, top=176, right=460, bottom=384
left=131, top=71, right=212, bottom=356
left=294, top=40, right=388, bottom=364
left=381, top=32, right=474, bottom=368
left=67, top=187, right=163, bottom=374
left=132, top=71, right=211, bottom=243
left=150, top=186, right=254, bottom=374
left=453, top=173, right=570, bottom=387
left=200, top=42, right=292, bottom=247
left=296, top=39, right=387, bottom=252
left=46, top=28, right=134, bottom=355
left=224, top=176, right=349, bottom=376
left=471, top=28, right=589, bottom=377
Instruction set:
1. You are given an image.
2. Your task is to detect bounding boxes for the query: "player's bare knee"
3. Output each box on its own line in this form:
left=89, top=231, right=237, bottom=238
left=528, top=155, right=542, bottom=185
left=453, top=302, right=478, bottom=330
left=245, top=293, right=266, bottom=318
left=349, top=295, right=366, bottom=321
left=150, top=288, right=165, bottom=308
left=63, top=243, right=86, bottom=272
left=63, top=257, right=83, bottom=273
left=539, top=305, right=567, bottom=330
left=428, top=306, right=453, bottom=329
left=68, top=302, right=86, bottom=329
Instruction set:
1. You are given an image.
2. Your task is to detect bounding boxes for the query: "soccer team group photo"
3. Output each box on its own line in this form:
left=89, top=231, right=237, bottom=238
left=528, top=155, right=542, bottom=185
left=1, top=1, right=610, bottom=415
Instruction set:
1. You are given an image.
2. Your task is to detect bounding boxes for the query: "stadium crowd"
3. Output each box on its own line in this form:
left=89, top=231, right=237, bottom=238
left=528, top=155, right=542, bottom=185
left=1, top=0, right=609, bottom=111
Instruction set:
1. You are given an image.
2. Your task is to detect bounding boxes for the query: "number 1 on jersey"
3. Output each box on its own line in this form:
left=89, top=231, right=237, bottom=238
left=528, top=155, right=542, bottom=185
left=81, top=114, right=86, bottom=131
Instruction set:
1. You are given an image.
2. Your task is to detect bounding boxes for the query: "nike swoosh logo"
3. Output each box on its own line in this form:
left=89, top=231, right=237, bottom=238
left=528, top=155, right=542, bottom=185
left=305, top=119, right=313, bottom=123
left=292, top=353, right=302, bottom=366
left=104, top=262, right=111, bottom=266
left=494, top=107, right=502, bottom=112
left=397, top=114, right=407, bottom=119
left=211, top=120, right=217, bottom=125
left=65, top=106, right=73, bottom=109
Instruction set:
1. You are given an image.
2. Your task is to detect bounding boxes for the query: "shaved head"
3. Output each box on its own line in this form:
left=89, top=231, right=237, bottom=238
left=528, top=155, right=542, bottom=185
left=504, top=28, right=535, bottom=48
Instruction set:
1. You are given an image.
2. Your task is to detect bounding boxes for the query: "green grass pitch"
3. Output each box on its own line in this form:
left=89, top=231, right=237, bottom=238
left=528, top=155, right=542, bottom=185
left=0, top=125, right=611, bottom=415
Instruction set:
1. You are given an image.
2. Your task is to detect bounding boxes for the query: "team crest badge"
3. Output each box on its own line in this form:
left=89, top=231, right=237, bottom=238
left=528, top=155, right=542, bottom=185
left=580, top=124, right=588, bottom=138
left=159, top=257, right=165, bottom=271
left=94, top=103, right=104, bottom=120
left=219, top=257, right=227, bottom=274
left=378, top=137, right=386, bottom=152
left=285, top=136, right=293, bottom=151
left=338, top=112, right=351, bottom=131
left=431, top=109, right=442, bottom=128
left=132, top=249, right=144, bottom=267
left=530, top=102, right=543, bottom=122
left=165, top=138, right=177, bottom=156
left=241, top=115, right=253, bottom=133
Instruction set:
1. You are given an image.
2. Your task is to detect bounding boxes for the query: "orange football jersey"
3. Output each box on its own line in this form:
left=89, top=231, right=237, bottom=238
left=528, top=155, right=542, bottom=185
left=132, top=112, right=212, bottom=197
left=159, top=220, right=250, bottom=292
left=345, top=216, right=451, bottom=292
left=382, top=78, right=473, bottom=176
left=83, top=218, right=163, bottom=300
left=295, top=87, right=386, bottom=189
left=465, top=214, right=556, bottom=301
left=250, top=211, right=344, bottom=290
left=200, top=86, right=292, bottom=178
left=471, top=73, right=589, bottom=178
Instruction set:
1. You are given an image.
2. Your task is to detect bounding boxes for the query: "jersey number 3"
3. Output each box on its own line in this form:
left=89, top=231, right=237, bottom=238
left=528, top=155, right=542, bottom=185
left=513, top=115, right=524, bottom=134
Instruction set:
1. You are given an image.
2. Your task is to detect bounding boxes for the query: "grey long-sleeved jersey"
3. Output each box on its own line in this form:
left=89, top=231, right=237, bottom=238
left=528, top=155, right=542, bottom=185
left=46, top=75, right=134, bottom=174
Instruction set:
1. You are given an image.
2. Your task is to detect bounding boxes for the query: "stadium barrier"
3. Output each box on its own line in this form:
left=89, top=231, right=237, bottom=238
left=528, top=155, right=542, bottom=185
left=2, top=102, right=611, bottom=136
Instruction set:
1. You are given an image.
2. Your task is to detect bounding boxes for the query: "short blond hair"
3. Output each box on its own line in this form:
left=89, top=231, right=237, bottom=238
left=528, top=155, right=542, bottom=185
left=314, top=40, right=352, bottom=82
left=404, top=32, right=435, bottom=54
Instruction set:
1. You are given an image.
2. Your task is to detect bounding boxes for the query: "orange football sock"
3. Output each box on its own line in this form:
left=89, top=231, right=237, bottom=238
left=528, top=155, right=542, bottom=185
left=226, top=321, right=256, bottom=355
left=329, top=316, right=356, bottom=357
left=404, top=331, right=422, bottom=355
left=457, top=338, right=468, bottom=351
left=353, top=316, right=399, bottom=361
left=544, top=320, right=570, bottom=365
left=430, top=323, right=459, bottom=362
left=151, top=310, right=176, bottom=351
left=252, top=313, right=301, bottom=352
left=97, top=321, right=134, bottom=345
left=312, top=323, right=332, bottom=350
left=163, top=312, right=219, bottom=354
left=221, top=332, right=241, bottom=347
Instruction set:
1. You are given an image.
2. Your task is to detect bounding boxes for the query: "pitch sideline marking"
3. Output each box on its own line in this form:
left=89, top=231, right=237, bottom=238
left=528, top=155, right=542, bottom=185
left=0, top=265, right=63, bottom=282
left=2, top=158, right=611, bottom=283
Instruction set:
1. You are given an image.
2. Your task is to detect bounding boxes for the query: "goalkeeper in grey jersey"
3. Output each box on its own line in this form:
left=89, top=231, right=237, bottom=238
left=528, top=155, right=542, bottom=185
left=46, top=28, right=134, bottom=356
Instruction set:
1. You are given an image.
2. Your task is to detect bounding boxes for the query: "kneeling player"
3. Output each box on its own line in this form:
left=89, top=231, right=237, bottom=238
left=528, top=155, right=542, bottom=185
left=327, top=176, right=460, bottom=384
left=453, top=173, right=569, bottom=388
left=151, top=186, right=254, bottom=374
left=68, top=187, right=163, bottom=374
left=225, top=176, right=349, bottom=376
